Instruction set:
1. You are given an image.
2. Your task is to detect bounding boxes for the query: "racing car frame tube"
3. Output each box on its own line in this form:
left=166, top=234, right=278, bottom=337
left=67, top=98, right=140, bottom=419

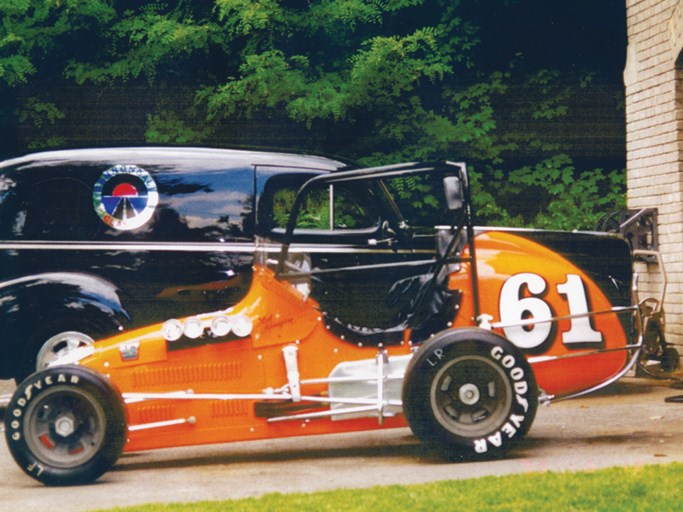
left=527, top=257, right=658, bottom=402
left=277, top=161, right=475, bottom=276
left=453, top=161, right=482, bottom=324
left=277, top=161, right=427, bottom=275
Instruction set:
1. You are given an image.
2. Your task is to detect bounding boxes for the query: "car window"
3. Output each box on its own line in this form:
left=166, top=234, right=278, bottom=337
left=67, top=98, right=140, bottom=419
left=383, top=173, right=450, bottom=228
left=2, top=164, right=255, bottom=243
left=141, top=168, right=254, bottom=242
left=264, top=179, right=379, bottom=232
left=29, top=178, right=100, bottom=240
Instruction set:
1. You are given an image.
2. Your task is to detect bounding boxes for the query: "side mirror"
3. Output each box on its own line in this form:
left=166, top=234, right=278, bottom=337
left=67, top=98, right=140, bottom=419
left=443, top=176, right=463, bottom=211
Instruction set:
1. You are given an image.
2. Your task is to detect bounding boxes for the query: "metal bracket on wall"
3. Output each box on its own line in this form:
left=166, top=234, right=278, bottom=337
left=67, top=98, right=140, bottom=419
left=619, top=208, right=658, bottom=254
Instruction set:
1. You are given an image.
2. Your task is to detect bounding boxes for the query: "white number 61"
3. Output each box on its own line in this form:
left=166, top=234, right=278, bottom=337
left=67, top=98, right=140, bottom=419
left=499, top=273, right=603, bottom=350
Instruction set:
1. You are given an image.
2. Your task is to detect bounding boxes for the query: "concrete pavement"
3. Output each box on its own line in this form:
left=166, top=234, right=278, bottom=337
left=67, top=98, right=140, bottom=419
left=2, top=377, right=683, bottom=511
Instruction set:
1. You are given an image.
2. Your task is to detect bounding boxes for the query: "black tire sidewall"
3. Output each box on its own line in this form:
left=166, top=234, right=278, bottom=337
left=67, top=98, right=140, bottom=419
left=662, top=347, right=681, bottom=373
left=403, top=328, right=538, bottom=459
left=4, top=365, right=126, bottom=486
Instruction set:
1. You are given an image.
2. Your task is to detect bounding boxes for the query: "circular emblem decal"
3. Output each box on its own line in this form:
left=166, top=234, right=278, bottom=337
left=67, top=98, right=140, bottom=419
left=93, top=165, right=159, bottom=231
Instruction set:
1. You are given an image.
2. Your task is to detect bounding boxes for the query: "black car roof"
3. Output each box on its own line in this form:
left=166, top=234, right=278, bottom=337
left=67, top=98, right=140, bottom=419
left=0, top=147, right=350, bottom=173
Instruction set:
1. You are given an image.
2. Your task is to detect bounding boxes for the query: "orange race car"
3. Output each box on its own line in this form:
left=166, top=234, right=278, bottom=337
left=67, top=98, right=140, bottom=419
left=3, top=161, right=674, bottom=485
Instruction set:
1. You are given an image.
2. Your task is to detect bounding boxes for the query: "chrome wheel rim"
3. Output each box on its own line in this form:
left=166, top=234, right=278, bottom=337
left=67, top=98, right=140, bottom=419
left=430, top=355, right=513, bottom=437
left=24, top=386, right=106, bottom=468
left=36, top=331, right=94, bottom=370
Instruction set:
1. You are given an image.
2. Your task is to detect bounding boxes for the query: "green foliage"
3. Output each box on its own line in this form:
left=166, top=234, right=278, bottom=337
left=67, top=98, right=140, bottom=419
left=200, top=50, right=310, bottom=121
left=0, top=0, right=626, bottom=230
left=145, top=111, right=213, bottom=144
left=17, top=97, right=64, bottom=127
left=0, top=0, right=115, bottom=85
left=215, top=0, right=287, bottom=37
left=270, top=187, right=331, bottom=230
left=478, top=155, right=626, bottom=229
left=385, top=174, right=444, bottom=227
left=65, top=3, right=220, bottom=84
left=16, top=98, right=66, bottom=149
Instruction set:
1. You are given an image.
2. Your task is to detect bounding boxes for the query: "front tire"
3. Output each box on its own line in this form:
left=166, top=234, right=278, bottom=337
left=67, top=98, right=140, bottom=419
left=4, top=366, right=126, bottom=486
left=403, top=328, right=538, bottom=460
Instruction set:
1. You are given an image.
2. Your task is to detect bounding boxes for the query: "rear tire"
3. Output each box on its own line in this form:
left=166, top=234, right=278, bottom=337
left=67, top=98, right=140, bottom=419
left=403, top=328, right=538, bottom=460
left=35, top=330, right=95, bottom=372
left=4, top=366, right=126, bottom=486
left=636, top=319, right=680, bottom=378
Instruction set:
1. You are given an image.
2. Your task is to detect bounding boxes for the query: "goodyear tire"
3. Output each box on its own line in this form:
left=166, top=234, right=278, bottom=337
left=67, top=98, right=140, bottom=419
left=402, top=328, right=538, bottom=460
left=4, top=365, right=126, bottom=486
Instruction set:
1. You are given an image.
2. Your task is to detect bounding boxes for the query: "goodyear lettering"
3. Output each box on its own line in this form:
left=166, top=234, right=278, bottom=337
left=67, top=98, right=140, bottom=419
left=474, top=438, right=488, bottom=453
left=501, top=414, right=527, bottom=439
left=501, top=422, right=516, bottom=438
left=509, top=414, right=524, bottom=428
left=510, top=367, right=524, bottom=380
left=488, top=431, right=502, bottom=447
left=516, top=394, right=530, bottom=413
left=473, top=347, right=531, bottom=454
left=9, top=372, right=80, bottom=446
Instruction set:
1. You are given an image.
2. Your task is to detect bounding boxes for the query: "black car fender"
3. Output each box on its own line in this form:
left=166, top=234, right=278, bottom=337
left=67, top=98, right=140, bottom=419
left=0, top=272, right=131, bottom=378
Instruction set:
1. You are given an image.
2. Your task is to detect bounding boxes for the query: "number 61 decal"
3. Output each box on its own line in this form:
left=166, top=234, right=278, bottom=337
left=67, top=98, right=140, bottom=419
left=499, top=273, right=603, bottom=350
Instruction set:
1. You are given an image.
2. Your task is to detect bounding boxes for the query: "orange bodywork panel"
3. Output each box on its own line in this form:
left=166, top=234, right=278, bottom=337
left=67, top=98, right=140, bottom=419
left=449, top=231, right=629, bottom=397
left=77, top=230, right=632, bottom=453
left=79, top=266, right=413, bottom=452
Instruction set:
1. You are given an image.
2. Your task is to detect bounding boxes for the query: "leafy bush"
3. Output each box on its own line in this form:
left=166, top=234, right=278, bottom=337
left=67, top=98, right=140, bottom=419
left=473, top=155, right=626, bottom=230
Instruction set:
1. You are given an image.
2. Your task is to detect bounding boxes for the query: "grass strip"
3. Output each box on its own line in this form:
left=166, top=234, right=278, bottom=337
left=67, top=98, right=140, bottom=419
left=95, top=462, right=683, bottom=512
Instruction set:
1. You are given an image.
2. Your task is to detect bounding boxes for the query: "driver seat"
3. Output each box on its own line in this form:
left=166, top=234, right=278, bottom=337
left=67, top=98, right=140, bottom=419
left=319, top=228, right=465, bottom=346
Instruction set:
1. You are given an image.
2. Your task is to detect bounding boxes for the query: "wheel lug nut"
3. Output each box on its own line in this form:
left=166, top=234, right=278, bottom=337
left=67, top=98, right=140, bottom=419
left=54, top=414, right=76, bottom=437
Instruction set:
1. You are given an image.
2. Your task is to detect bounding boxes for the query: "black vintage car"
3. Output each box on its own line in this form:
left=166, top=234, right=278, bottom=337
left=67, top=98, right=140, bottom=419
left=1, top=146, right=672, bottom=386
left=0, top=147, right=358, bottom=381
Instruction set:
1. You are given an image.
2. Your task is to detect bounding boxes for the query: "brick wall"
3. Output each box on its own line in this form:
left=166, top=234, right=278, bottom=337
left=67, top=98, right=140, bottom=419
left=625, top=0, right=683, bottom=344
